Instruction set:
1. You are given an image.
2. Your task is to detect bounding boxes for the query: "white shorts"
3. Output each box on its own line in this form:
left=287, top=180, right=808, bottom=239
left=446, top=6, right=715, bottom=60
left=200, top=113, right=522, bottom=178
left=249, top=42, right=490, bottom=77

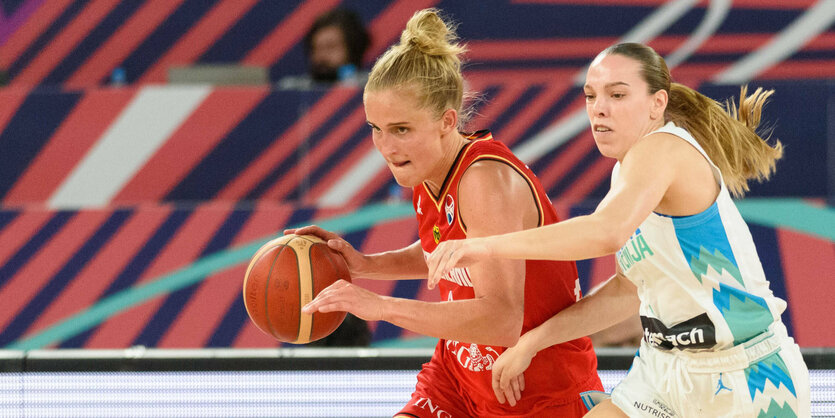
left=610, top=322, right=809, bottom=418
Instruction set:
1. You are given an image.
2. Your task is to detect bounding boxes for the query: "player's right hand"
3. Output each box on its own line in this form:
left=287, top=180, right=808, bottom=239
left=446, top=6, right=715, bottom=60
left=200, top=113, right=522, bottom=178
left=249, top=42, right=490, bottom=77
left=284, top=225, right=367, bottom=277
left=426, top=238, right=491, bottom=289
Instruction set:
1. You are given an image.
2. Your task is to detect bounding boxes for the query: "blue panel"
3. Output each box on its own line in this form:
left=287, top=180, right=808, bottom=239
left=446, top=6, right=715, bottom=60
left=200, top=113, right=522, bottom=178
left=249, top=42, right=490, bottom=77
left=575, top=259, right=593, bottom=294
left=199, top=1, right=295, bottom=63
left=542, top=147, right=602, bottom=200
left=515, top=85, right=584, bottom=143
left=489, top=85, right=543, bottom=136
left=748, top=224, right=793, bottom=339
left=164, top=90, right=312, bottom=201
left=133, top=206, right=318, bottom=347
left=0, top=91, right=81, bottom=199
left=0, top=209, right=132, bottom=346
left=42, top=1, right=144, bottom=85
left=717, top=8, right=805, bottom=34
left=61, top=209, right=193, bottom=348
left=283, top=111, right=369, bottom=201
left=0, top=0, right=27, bottom=15
left=6, top=0, right=87, bottom=79
left=206, top=297, right=248, bottom=348
left=119, top=0, right=216, bottom=84
left=0, top=210, right=20, bottom=232
left=700, top=82, right=829, bottom=198
left=246, top=90, right=363, bottom=200
left=439, top=1, right=655, bottom=38
left=132, top=208, right=251, bottom=347
left=0, top=211, right=74, bottom=288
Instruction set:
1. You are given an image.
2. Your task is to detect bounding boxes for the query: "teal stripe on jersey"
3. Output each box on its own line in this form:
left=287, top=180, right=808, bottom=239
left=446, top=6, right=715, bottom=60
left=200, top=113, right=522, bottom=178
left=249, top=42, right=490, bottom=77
left=713, top=283, right=773, bottom=345
left=746, top=352, right=798, bottom=418
left=671, top=203, right=773, bottom=344
left=671, top=202, right=742, bottom=286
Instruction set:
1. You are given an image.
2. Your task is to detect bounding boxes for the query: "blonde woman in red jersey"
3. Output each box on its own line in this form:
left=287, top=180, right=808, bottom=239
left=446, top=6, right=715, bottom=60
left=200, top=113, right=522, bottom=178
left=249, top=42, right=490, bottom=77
left=292, top=8, right=602, bottom=417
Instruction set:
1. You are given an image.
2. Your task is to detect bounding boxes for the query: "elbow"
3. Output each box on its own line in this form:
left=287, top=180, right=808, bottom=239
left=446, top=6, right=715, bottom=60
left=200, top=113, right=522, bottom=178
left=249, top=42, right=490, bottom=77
left=587, top=213, right=632, bottom=255
left=599, top=227, right=631, bottom=255
left=498, top=322, right=522, bottom=347
left=491, top=308, right=523, bottom=347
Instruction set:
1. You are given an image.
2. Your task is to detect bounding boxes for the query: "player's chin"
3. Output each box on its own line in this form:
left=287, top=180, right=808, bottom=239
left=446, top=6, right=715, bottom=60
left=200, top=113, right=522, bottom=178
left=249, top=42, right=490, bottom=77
left=388, top=169, right=419, bottom=187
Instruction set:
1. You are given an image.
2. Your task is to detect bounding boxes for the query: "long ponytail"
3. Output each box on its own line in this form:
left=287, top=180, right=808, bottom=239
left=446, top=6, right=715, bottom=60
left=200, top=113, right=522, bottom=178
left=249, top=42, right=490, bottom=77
left=665, top=84, right=782, bottom=197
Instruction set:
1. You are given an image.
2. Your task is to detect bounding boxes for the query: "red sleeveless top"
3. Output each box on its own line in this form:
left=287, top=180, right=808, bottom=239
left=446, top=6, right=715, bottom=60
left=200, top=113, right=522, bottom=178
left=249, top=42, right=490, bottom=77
left=412, top=131, right=601, bottom=414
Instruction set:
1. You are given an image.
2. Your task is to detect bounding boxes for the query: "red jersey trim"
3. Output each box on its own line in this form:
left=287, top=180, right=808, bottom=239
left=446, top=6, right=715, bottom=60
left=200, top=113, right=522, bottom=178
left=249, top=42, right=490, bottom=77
left=457, top=154, right=546, bottom=235
left=421, top=136, right=492, bottom=211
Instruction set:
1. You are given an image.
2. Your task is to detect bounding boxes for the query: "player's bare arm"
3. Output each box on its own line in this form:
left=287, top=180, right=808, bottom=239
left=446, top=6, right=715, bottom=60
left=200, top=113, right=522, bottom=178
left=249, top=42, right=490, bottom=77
left=307, top=160, right=535, bottom=347
left=427, top=133, right=681, bottom=280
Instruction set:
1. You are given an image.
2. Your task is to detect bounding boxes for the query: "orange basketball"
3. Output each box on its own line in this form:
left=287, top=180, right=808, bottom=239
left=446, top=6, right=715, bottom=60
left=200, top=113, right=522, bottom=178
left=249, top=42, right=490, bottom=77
left=242, top=234, right=350, bottom=344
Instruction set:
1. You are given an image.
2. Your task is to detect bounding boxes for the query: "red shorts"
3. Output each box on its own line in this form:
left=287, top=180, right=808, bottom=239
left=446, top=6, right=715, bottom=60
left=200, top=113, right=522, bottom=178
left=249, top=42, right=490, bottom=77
left=395, top=357, right=593, bottom=418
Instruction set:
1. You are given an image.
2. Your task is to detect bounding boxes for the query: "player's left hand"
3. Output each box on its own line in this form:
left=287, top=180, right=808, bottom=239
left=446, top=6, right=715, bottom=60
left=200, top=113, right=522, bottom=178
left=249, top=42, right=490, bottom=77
left=491, top=342, right=534, bottom=406
left=426, top=238, right=491, bottom=289
left=301, top=279, right=384, bottom=322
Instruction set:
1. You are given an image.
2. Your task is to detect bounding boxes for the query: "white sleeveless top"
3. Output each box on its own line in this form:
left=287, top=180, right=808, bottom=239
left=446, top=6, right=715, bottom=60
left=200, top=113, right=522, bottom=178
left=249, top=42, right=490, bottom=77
left=613, top=122, right=786, bottom=351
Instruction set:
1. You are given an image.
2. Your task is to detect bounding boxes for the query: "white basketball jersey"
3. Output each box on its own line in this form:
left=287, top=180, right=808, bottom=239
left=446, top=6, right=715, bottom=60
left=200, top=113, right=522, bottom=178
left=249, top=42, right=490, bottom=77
left=614, top=122, right=787, bottom=351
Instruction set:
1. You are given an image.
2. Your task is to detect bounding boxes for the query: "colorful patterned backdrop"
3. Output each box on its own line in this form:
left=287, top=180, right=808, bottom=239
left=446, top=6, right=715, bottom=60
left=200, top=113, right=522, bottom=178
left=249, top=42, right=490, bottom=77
left=0, top=0, right=833, bottom=349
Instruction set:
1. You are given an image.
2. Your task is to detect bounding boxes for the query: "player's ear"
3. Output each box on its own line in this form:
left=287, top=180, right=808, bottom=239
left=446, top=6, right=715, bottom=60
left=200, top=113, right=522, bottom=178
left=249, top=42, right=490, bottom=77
left=650, top=88, right=668, bottom=120
left=440, top=108, right=458, bottom=134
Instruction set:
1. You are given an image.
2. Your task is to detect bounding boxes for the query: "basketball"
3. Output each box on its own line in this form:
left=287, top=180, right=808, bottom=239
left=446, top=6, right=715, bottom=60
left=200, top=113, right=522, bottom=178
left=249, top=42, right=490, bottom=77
left=242, top=234, right=350, bottom=344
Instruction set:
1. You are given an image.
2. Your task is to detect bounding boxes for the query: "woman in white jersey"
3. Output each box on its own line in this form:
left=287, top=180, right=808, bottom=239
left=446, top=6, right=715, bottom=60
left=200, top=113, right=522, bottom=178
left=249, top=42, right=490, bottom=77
left=427, top=43, right=810, bottom=417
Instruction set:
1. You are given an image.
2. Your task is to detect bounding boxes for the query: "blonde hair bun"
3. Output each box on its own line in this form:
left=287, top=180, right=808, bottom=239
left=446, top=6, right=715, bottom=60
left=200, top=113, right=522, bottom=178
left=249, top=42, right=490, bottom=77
left=399, top=8, right=463, bottom=58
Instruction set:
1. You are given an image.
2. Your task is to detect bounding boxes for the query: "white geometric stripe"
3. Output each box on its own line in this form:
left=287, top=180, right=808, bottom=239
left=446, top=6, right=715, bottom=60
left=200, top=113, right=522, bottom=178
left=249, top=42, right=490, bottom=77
left=48, top=86, right=211, bottom=208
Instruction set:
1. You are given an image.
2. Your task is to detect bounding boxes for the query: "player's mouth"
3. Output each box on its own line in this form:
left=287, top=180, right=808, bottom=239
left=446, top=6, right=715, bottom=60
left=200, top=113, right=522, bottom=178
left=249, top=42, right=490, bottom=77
left=593, top=124, right=612, bottom=133
left=391, top=160, right=411, bottom=168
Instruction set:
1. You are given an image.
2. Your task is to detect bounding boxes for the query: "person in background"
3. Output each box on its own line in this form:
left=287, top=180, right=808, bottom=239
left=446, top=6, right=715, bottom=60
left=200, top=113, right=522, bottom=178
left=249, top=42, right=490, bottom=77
left=279, top=9, right=371, bottom=89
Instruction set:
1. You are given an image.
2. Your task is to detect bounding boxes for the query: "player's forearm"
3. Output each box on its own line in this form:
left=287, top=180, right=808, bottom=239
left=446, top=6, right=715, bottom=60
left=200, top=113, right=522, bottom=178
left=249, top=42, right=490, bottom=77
left=482, top=214, right=624, bottom=262
left=520, top=274, right=639, bottom=354
left=380, top=296, right=522, bottom=347
left=357, top=241, right=428, bottom=280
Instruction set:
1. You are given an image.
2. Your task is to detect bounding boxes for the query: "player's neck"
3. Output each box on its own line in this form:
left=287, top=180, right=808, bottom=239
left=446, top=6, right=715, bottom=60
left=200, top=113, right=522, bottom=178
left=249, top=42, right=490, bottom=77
left=425, top=132, right=468, bottom=196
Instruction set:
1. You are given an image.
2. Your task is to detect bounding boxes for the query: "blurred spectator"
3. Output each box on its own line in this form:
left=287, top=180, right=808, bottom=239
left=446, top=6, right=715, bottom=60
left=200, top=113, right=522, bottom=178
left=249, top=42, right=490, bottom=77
left=279, top=9, right=371, bottom=89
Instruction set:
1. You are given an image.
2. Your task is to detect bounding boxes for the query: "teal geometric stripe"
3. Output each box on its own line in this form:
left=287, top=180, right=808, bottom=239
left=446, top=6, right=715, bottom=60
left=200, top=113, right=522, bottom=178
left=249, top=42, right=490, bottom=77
left=7, top=202, right=415, bottom=350
left=713, top=283, right=773, bottom=345
left=757, top=400, right=797, bottom=418
left=746, top=352, right=797, bottom=399
left=746, top=353, right=798, bottom=418
left=736, top=198, right=835, bottom=241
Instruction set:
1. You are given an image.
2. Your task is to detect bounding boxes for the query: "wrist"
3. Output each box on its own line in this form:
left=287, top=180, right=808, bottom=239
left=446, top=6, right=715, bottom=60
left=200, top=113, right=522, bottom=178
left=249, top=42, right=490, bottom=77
left=518, top=330, right=544, bottom=356
left=376, top=295, right=393, bottom=322
left=480, top=236, right=495, bottom=259
left=351, top=253, right=373, bottom=278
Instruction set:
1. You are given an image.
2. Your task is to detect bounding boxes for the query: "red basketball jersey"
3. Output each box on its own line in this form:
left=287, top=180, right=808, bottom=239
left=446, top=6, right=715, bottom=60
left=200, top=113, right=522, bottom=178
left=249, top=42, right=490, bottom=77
left=411, top=131, right=601, bottom=415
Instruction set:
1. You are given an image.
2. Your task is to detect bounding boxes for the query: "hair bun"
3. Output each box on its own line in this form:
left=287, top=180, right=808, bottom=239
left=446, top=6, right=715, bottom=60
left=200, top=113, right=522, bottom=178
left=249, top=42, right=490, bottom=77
left=399, top=8, right=464, bottom=57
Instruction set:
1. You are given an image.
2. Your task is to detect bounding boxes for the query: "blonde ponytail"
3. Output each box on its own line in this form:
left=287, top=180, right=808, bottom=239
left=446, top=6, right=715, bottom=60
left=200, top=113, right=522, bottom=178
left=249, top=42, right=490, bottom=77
left=665, top=84, right=783, bottom=197
left=365, top=8, right=470, bottom=127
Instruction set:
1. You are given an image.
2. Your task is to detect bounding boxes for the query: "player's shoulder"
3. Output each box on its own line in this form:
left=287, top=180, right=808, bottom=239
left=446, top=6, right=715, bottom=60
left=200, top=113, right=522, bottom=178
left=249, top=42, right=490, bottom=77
left=459, top=158, right=527, bottom=204
left=627, top=130, right=695, bottom=165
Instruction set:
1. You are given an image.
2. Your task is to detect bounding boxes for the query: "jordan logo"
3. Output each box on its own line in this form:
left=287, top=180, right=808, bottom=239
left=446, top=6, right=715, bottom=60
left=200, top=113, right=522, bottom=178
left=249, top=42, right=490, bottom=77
left=715, top=373, right=732, bottom=395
